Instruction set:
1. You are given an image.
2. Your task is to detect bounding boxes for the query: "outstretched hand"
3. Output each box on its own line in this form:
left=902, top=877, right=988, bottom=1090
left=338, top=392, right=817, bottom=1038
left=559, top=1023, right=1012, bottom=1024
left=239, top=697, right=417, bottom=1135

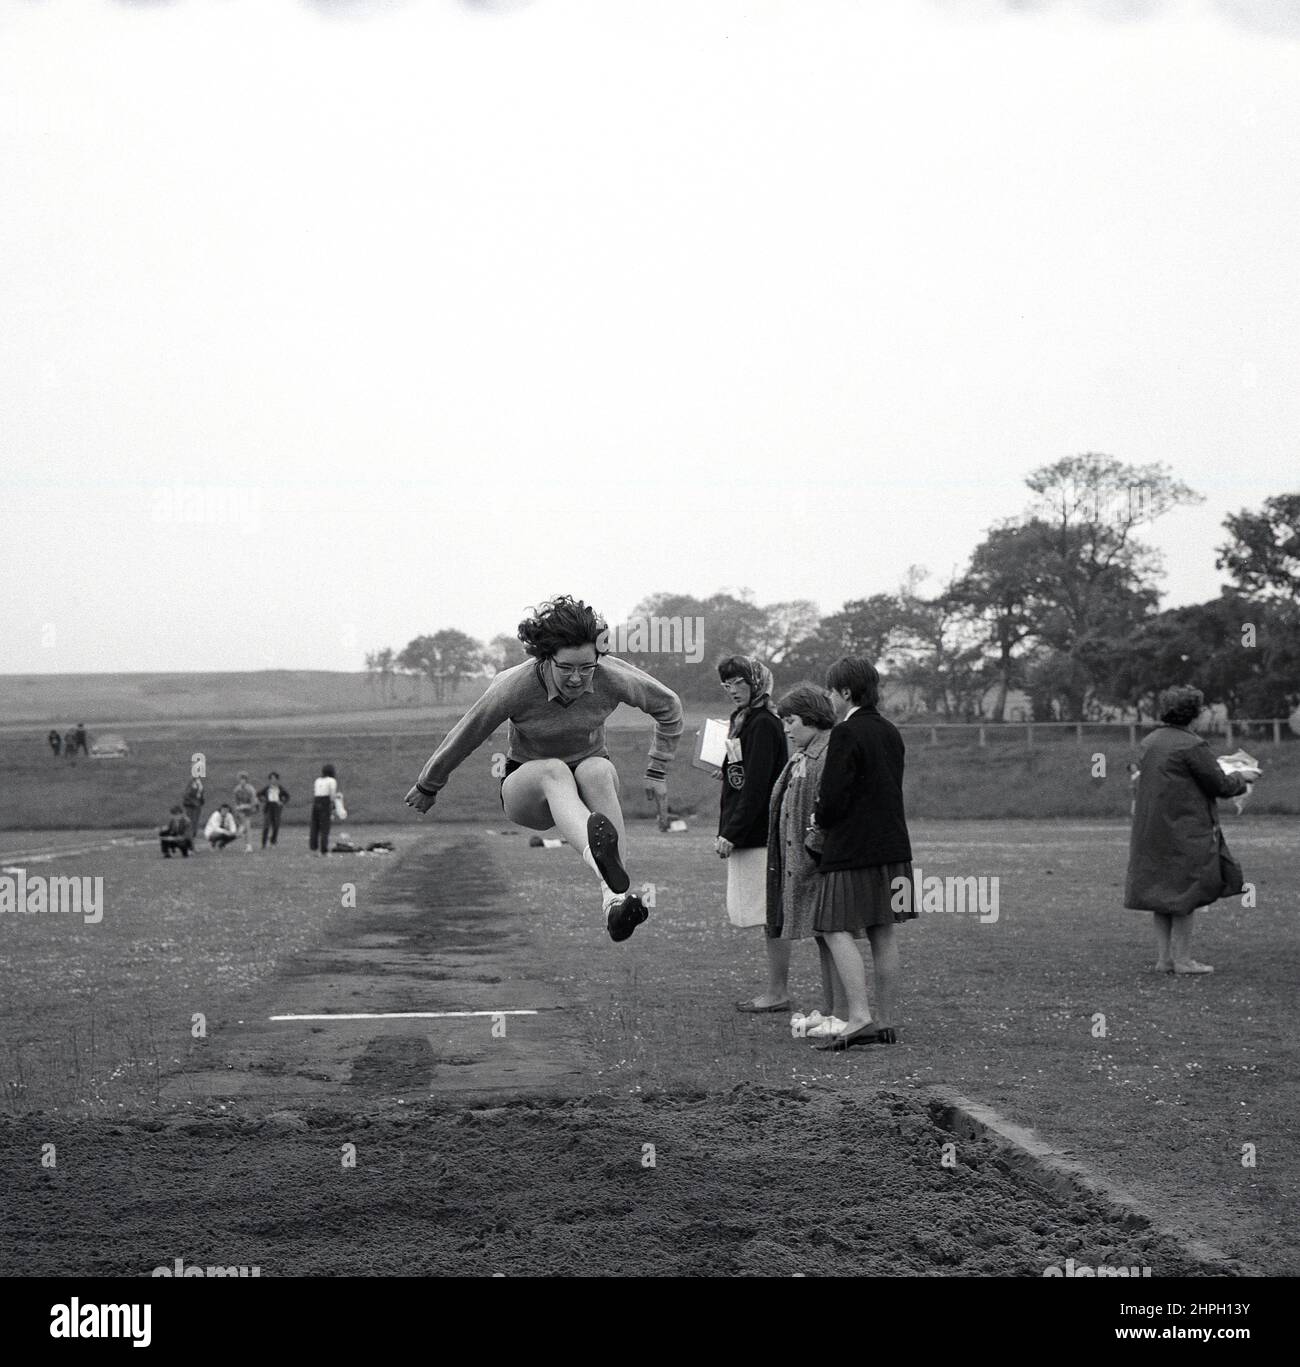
left=404, top=785, right=437, bottom=814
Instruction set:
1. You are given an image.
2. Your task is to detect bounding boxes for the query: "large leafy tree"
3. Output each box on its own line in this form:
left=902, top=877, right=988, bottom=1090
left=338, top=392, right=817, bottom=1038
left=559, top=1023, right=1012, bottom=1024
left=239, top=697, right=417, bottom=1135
left=1102, top=592, right=1300, bottom=719
left=620, top=589, right=794, bottom=701
left=749, top=599, right=822, bottom=667
left=485, top=632, right=528, bottom=673
left=1216, top=493, right=1300, bottom=600
left=946, top=524, right=1047, bottom=720
left=1014, top=453, right=1200, bottom=719
left=363, top=646, right=398, bottom=701
left=398, top=629, right=485, bottom=702
left=887, top=569, right=989, bottom=720
left=780, top=593, right=906, bottom=684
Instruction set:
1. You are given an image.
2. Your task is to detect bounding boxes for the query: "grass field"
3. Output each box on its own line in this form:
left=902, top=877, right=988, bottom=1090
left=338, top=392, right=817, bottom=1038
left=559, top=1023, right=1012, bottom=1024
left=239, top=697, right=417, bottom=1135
left=0, top=817, right=1295, bottom=1275
left=0, top=670, right=482, bottom=728
left=4, top=714, right=1298, bottom=831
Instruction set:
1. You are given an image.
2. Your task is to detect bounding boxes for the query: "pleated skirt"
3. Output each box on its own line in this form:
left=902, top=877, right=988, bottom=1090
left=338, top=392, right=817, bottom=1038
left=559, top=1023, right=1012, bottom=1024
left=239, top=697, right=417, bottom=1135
left=813, top=861, right=917, bottom=934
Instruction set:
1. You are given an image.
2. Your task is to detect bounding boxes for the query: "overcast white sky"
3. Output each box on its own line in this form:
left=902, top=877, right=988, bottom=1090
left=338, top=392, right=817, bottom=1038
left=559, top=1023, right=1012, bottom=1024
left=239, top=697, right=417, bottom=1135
left=2, top=0, right=1297, bottom=674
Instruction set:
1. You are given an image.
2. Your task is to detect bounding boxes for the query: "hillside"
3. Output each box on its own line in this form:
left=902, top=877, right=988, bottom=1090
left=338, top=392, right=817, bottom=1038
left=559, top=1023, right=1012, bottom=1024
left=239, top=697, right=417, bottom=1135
left=0, top=670, right=483, bottom=729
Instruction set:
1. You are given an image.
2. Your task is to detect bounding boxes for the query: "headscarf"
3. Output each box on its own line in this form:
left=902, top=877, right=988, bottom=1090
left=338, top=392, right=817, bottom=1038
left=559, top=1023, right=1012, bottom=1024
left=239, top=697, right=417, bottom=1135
left=725, top=657, right=778, bottom=738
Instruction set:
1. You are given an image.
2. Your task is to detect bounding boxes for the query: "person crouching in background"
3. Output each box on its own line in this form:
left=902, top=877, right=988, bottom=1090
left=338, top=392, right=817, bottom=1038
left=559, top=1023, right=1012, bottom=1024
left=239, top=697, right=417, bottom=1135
left=204, top=804, right=239, bottom=850
left=160, top=806, right=193, bottom=858
left=715, top=657, right=788, bottom=1007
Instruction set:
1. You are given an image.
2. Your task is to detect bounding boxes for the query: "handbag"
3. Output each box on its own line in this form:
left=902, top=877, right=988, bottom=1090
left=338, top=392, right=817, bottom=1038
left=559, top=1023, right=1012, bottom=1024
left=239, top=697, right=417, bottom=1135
left=1215, top=824, right=1244, bottom=898
left=332, top=793, right=348, bottom=822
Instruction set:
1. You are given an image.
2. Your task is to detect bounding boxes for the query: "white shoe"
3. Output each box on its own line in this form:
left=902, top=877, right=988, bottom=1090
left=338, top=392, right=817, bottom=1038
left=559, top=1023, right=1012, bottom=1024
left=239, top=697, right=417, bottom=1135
left=790, top=1009, right=824, bottom=1030
left=806, top=1016, right=849, bottom=1039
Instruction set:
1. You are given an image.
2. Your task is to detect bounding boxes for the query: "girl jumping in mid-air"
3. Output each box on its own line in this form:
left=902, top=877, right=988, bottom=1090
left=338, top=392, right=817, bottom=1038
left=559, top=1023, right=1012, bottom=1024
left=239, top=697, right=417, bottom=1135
left=403, top=596, right=683, bottom=941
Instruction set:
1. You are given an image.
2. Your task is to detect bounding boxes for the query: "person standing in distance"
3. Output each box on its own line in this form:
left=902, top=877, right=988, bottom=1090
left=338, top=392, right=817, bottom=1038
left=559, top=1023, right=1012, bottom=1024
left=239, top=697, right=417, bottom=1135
left=232, top=771, right=258, bottom=853
left=310, top=764, right=339, bottom=855
left=258, top=771, right=290, bottom=848
left=1125, top=685, right=1258, bottom=974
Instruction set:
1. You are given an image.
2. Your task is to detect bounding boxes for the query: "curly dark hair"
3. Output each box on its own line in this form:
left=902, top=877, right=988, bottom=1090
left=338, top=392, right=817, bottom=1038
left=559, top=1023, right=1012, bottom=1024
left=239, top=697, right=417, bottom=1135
left=516, top=596, right=608, bottom=660
left=1158, top=685, right=1204, bottom=728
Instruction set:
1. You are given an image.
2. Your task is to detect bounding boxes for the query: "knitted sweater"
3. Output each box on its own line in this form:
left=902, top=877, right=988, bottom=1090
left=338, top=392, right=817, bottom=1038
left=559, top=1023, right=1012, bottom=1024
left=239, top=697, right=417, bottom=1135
left=416, top=656, right=684, bottom=794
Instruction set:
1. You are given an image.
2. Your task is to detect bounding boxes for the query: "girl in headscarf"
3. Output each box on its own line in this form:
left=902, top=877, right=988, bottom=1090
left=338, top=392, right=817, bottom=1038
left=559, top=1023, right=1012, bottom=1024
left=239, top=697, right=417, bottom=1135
left=716, top=657, right=788, bottom=989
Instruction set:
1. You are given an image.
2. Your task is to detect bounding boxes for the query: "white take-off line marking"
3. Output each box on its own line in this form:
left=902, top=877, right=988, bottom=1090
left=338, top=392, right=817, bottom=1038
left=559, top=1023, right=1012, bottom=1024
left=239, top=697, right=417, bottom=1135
left=269, top=1011, right=540, bottom=1021
left=0, top=836, right=149, bottom=864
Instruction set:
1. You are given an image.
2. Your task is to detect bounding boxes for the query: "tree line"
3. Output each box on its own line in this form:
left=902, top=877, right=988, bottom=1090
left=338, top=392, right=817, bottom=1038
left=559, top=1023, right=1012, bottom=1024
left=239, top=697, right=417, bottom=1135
left=365, top=455, right=1299, bottom=721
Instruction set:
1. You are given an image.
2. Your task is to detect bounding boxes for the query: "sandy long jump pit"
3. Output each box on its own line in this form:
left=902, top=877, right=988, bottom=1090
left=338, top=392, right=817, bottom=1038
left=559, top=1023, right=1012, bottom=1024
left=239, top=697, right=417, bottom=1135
left=0, top=824, right=1283, bottom=1276
left=0, top=1084, right=1233, bottom=1277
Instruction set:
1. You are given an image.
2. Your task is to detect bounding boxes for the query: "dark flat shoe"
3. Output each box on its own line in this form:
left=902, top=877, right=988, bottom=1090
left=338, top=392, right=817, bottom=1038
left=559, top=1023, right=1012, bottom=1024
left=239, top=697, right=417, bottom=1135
left=587, top=813, right=630, bottom=894
left=816, top=1024, right=898, bottom=1051
left=735, top=1000, right=793, bottom=1013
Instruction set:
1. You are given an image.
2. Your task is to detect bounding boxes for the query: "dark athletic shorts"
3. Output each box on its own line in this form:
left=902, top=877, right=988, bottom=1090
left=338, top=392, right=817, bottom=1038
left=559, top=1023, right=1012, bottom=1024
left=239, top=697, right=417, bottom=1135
left=498, top=757, right=585, bottom=810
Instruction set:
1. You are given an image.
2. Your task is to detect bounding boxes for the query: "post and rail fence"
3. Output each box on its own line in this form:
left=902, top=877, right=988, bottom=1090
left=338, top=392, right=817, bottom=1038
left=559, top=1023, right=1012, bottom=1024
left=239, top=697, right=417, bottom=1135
left=894, top=718, right=1295, bottom=749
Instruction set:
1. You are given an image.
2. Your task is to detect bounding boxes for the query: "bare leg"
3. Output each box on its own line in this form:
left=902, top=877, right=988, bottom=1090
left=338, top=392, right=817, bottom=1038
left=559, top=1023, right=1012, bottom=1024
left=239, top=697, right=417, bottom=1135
left=1153, top=912, right=1173, bottom=971
left=815, top=935, right=847, bottom=1018
left=823, top=931, right=872, bottom=1031
left=1171, top=910, right=1212, bottom=973
left=501, top=759, right=593, bottom=849
left=748, top=937, right=792, bottom=1008
left=573, top=757, right=626, bottom=859
left=865, top=922, right=898, bottom=1029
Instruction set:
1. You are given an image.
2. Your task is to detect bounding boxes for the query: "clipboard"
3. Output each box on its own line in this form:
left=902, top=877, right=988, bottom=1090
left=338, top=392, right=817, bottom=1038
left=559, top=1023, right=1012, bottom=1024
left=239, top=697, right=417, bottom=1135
left=691, top=718, right=730, bottom=778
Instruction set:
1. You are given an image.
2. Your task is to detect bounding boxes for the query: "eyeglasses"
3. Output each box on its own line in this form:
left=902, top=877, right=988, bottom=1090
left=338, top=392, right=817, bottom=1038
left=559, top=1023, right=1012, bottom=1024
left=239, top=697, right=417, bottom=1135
left=553, top=661, right=599, bottom=678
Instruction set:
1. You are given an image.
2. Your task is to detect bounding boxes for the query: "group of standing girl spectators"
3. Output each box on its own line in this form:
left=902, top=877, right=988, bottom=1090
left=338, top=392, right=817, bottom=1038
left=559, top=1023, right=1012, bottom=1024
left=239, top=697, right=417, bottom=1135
left=716, top=665, right=1261, bottom=1046
left=716, top=654, right=914, bottom=1050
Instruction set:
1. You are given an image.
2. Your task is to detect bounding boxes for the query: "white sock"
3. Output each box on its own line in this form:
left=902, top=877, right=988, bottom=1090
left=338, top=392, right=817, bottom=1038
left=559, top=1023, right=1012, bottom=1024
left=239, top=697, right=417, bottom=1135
left=600, top=881, right=616, bottom=909
left=582, top=845, right=600, bottom=876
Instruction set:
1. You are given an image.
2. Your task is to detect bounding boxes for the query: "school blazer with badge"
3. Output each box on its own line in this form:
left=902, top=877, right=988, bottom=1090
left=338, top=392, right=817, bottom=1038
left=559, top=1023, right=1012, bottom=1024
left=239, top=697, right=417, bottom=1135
left=718, top=708, right=787, bottom=849
left=813, top=707, right=913, bottom=871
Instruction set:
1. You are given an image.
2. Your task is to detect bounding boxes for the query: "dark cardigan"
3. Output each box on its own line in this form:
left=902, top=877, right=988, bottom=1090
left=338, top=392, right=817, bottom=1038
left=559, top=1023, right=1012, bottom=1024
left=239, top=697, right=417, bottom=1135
left=813, top=706, right=912, bottom=871
left=718, top=707, right=787, bottom=849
